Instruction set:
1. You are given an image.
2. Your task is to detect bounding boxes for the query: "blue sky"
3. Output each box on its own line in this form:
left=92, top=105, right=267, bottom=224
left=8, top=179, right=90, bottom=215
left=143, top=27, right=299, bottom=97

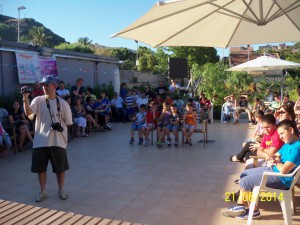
left=1, top=0, right=294, bottom=58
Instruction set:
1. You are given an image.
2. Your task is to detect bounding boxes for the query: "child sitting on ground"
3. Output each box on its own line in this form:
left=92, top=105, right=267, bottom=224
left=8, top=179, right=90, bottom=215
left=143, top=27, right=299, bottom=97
left=182, top=102, right=197, bottom=146
left=129, top=104, right=147, bottom=145
left=142, top=102, right=160, bottom=146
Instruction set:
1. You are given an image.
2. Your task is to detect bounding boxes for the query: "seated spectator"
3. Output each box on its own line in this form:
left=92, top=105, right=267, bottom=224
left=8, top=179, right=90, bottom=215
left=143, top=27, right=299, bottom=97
left=234, top=95, right=252, bottom=125
left=229, top=114, right=284, bottom=162
left=142, top=102, right=160, bottom=146
left=120, top=83, right=128, bottom=99
left=153, top=94, right=164, bottom=111
left=124, top=90, right=135, bottom=121
left=111, top=92, right=126, bottom=122
left=94, top=96, right=111, bottom=130
left=31, top=82, right=44, bottom=98
left=294, top=91, right=300, bottom=112
left=72, top=97, right=88, bottom=137
left=154, top=82, right=168, bottom=97
left=199, top=96, right=212, bottom=123
left=282, top=94, right=294, bottom=108
left=56, top=80, right=70, bottom=99
left=0, top=122, right=11, bottom=157
left=70, top=78, right=85, bottom=102
left=172, top=95, right=184, bottom=114
left=156, top=102, right=172, bottom=147
left=8, top=101, right=33, bottom=152
left=267, top=94, right=281, bottom=114
left=165, top=94, right=173, bottom=105
left=129, top=104, right=146, bottom=145
left=251, top=98, right=265, bottom=123
left=274, top=104, right=295, bottom=123
left=84, top=87, right=97, bottom=102
left=296, top=110, right=300, bottom=133
left=182, top=102, right=197, bottom=146
left=0, top=107, right=9, bottom=123
left=144, top=85, right=156, bottom=102
left=244, top=110, right=265, bottom=145
left=100, top=92, right=112, bottom=127
left=221, top=95, right=235, bottom=124
left=169, top=79, right=180, bottom=93
left=135, top=92, right=149, bottom=109
left=168, top=104, right=182, bottom=146
left=221, top=119, right=300, bottom=219
left=84, top=97, right=105, bottom=131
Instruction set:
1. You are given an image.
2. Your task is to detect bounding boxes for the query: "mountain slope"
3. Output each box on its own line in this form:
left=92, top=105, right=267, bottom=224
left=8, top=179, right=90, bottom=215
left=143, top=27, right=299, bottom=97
left=0, top=14, right=66, bottom=46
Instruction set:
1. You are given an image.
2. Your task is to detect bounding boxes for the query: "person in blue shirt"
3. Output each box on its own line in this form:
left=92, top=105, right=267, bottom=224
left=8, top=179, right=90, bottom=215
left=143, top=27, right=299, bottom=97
left=111, top=92, right=126, bottom=122
left=221, top=119, right=300, bottom=219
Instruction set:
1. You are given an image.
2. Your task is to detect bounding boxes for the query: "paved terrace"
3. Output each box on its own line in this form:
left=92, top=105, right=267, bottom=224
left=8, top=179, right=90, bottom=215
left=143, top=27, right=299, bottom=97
left=0, top=121, right=300, bottom=225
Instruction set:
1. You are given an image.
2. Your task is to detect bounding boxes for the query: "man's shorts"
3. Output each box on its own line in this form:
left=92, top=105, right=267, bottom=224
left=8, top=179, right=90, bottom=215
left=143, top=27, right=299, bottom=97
left=131, top=122, right=144, bottom=130
left=157, top=123, right=170, bottom=129
left=31, top=147, right=69, bottom=173
left=184, top=124, right=196, bottom=131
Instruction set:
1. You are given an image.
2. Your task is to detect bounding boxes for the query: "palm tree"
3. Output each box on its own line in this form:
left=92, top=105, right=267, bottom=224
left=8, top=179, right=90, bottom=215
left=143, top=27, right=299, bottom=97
left=28, top=26, right=52, bottom=46
left=78, top=37, right=93, bottom=46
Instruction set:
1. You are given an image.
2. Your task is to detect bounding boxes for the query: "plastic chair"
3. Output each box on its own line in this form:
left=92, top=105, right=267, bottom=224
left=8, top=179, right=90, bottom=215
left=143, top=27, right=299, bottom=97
left=247, top=165, right=300, bottom=225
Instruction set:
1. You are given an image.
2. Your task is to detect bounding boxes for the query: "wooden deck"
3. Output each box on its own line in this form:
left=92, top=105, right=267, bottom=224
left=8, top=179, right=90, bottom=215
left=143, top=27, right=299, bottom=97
left=0, top=200, right=144, bottom=225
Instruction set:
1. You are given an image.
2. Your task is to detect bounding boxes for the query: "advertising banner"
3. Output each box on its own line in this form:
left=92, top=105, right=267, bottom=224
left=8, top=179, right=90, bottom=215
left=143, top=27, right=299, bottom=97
left=16, top=52, right=57, bottom=84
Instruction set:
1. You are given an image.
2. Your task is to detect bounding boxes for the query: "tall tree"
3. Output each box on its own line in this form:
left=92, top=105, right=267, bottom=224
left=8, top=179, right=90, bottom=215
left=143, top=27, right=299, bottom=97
left=167, top=46, right=219, bottom=68
left=28, top=26, right=52, bottom=46
left=78, top=37, right=93, bottom=46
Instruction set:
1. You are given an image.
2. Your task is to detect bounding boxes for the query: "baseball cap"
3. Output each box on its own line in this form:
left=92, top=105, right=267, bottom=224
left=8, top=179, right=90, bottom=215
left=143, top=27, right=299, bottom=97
left=39, top=75, right=58, bottom=85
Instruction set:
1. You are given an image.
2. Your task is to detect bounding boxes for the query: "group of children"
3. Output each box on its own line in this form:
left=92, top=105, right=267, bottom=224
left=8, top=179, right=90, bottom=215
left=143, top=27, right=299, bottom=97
left=129, top=101, right=198, bottom=147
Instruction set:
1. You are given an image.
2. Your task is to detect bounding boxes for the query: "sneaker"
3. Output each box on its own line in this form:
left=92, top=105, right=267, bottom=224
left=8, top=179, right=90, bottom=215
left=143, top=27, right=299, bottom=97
left=157, top=140, right=162, bottom=147
left=222, top=121, right=228, bottom=124
left=174, top=139, right=178, bottom=146
left=228, top=155, right=242, bottom=162
left=167, top=137, right=171, bottom=146
left=35, top=191, right=47, bottom=202
left=221, top=205, right=246, bottom=218
left=58, top=189, right=68, bottom=200
left=236, top=209, right=261, bottom=219
left=106, top=123, right=112, bottom=128
left=108, top=122, right=112, bottom=127
left=105, top=126, right=112, bottom=130
left=138, top=138, right=144, bottom=145
left=189, top=141, right=192, bottom=146
left=129, top=138, right=134, bottom=144
left=249, top=121, right=253, bottom=125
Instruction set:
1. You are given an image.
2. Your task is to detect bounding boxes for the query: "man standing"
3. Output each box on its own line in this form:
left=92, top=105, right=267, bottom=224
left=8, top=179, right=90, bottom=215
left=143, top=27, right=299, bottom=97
left=22, top=75, right=73, bottom=202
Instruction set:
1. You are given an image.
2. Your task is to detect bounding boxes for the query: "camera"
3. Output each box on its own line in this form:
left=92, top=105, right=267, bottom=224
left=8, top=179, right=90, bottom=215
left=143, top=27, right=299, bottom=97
left=51, top=122, right=64, bottom=132
left=20, top=86, right=33, bottom=94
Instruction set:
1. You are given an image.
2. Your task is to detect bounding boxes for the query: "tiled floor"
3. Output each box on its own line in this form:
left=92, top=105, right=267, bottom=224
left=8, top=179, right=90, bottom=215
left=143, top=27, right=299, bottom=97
left=1, top=120, right=300, bottom=225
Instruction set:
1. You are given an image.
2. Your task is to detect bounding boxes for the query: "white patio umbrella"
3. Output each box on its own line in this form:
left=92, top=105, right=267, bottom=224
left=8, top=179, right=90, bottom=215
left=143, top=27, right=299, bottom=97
left=226, top=56, right=300, bottom=72
left=226, top=55, right=300, bottom=100
left=111, top=0, right=300, bottom=48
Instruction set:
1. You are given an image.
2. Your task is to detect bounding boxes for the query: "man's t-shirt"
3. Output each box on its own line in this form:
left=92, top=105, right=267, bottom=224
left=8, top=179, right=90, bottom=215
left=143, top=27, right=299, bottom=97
left=274, top=140, right=300, bottom=188
left=260, top=130, right=284, bottom=149
left=30, top=96, right=73, bottom=149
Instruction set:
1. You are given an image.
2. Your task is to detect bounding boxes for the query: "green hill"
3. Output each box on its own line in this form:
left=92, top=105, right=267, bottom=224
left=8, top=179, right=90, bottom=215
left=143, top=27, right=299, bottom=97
left=0, top=14, right=66, bottom=46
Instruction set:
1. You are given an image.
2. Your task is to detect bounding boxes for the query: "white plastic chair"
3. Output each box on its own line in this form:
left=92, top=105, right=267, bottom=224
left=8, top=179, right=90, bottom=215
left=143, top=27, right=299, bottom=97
left=247, top=165, right=300, bottom=225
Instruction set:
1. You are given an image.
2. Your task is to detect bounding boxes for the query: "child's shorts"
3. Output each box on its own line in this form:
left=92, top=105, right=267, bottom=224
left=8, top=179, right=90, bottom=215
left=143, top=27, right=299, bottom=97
left=184, top=124, right=196, bottom=131
left=167, top=124, right=179, bottom=131
left=143, top=123, right=154, bottom=129
left=132, top=122, right=144, bottom=130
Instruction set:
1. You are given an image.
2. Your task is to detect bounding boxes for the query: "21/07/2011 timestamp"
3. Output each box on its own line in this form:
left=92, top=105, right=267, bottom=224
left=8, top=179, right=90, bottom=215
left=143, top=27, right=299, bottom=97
left=224, top=191, right=284, bottom=202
